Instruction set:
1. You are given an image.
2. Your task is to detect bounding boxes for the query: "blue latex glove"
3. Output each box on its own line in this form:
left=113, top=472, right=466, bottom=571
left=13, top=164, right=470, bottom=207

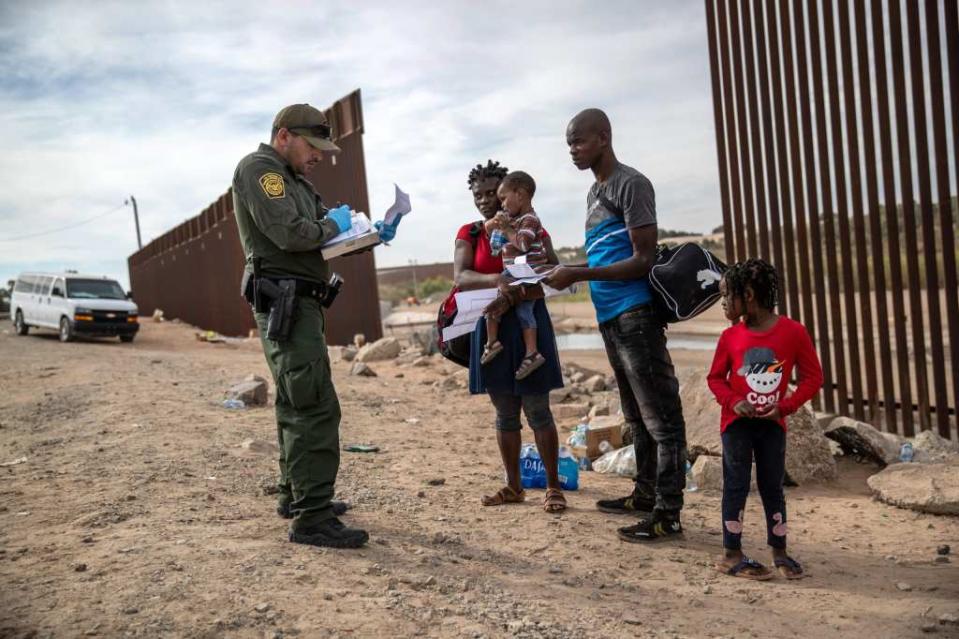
left=374, top=217, right=401, bottom=243
left=326, top=205, right=352, bottom=233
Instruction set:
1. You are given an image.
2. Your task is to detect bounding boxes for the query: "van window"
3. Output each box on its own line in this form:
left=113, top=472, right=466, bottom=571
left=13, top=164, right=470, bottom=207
left=51, top=278, right=65, bottom=297
left=66, top=279, right=126, bottom=300
left=36, top=276, right=53, bottom=296
left=14, top=277, right=30, bottom=293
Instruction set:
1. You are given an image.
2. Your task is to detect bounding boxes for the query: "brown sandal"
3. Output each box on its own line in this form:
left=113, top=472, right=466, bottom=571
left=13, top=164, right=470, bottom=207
left=543, top=488, right=567, bottom=513
left=480, top=341, right=504, bottom=365
left=481, top=485, right=526, bottom=506
left=515, top=352, right=545, bottom=380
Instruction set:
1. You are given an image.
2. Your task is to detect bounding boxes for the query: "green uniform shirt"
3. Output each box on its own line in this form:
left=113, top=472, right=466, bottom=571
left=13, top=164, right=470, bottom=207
left=233, top=143, right=341, bottom=282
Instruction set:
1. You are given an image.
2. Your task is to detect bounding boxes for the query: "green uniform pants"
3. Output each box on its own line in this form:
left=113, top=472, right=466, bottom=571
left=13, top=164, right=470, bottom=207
left=255, top=297, right=341, bottom=531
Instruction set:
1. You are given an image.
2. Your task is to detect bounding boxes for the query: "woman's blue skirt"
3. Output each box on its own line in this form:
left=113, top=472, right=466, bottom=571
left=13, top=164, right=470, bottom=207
left=468, top=298, right=564, bottom=396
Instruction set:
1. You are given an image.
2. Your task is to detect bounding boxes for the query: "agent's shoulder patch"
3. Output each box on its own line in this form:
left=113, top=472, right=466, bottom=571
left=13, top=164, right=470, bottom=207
left=258, top=172, right=286, bottom=199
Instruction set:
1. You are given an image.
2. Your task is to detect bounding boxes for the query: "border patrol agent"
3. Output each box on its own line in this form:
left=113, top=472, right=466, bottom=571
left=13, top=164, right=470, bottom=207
left=233, top=103, right=368, bottom=548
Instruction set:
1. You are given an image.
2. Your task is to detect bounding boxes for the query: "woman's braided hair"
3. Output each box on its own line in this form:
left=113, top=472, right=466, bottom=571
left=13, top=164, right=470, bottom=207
left=467, top=160, right=509, bottom=188
left=724, top=258, right=779, bottom=311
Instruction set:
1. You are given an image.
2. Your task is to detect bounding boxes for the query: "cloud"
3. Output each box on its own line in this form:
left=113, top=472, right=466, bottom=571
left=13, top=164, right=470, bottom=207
left=0, top=0, right=720, bottom=288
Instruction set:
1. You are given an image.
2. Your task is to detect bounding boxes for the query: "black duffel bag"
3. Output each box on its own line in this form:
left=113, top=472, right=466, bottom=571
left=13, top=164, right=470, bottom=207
left=648, top=242, right=727, bottom=323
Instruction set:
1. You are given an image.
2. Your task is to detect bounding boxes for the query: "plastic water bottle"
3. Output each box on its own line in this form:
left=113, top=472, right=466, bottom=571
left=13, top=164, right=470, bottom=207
left=222, top=398, right=245, bottom=410
left=685, top=460, right=698, bottom=492
left=899, top=442, right=914, bottom=463
left=489, top=229, right=506, bottom=255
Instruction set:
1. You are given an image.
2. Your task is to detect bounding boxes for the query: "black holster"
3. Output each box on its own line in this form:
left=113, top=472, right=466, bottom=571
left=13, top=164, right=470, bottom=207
left=258, top=278, right=297, bottom=342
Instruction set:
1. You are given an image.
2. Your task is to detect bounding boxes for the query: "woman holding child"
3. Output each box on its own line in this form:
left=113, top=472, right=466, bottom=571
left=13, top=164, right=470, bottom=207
left=453, top=160, right=567, bottom=513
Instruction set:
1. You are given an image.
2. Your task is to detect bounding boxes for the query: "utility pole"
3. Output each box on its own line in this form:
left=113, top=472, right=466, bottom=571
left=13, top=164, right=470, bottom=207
left=125, top=196, right=142, bottom=250
left=409, top=259, right=418, bottom=301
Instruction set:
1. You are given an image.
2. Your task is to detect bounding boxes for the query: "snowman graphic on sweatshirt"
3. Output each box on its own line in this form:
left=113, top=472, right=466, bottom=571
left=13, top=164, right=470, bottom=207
left=737, top=347, right=784, bottom=410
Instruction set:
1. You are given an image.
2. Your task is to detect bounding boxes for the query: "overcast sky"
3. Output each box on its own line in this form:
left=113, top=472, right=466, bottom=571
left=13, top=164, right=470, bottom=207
left=0, top=0, right=721, bottom=289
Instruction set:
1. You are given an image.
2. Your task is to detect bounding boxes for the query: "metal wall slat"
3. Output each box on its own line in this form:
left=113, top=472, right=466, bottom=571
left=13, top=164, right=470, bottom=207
left=741, top=0, right=767, bottom=259
left=718, top=0, right=749, bottom=263
left=854, top=0, right=898, bottom=430
left=870, top=0, right=915, bottom=435
left=906, top=0, right=950, bottom=435
left=889, top=0, right=931, bottom=434
left=705, top=0, right=737, bottom=267
left=730, top=0, right=759, bottom=261
left=808, top=0, right=851, bottom=414
left=753, top=0, right=789, bottom=315
left=789, top=0, right=836, bottom=412
left=822, top=0, right=865, bottom=420
left=838, top=0, right=879, bottom=422
left=766, top=0, right=803, bottom=326
left=935, top=0, right=959, bottom=436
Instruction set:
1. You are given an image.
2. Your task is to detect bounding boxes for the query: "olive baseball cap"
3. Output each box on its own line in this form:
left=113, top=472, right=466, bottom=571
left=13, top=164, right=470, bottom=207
left=273, top=103, right=341, bottom=152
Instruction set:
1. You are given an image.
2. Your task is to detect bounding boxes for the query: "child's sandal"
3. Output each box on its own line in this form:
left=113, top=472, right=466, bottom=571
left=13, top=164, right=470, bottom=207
left=717, top=557, right=774, bottom=581
left=774, top=556, right=806, bottom=579
left=480, top=341, right=504, bottom=365
left=514, top=352, right=545, bottom=380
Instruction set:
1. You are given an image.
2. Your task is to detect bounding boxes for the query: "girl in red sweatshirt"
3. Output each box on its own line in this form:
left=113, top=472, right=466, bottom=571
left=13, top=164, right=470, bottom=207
left=707, top=258, right=823, bottom=580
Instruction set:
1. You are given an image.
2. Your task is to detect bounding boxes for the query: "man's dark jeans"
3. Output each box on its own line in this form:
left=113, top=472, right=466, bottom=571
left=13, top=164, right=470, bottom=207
left=599, top=304, right=686, bottom=514
left=721, top=418, right=787, bottom=550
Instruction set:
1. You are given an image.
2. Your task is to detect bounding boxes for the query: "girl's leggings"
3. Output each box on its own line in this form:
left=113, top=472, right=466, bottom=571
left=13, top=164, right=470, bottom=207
left=721, top=417, right=787, bottom=550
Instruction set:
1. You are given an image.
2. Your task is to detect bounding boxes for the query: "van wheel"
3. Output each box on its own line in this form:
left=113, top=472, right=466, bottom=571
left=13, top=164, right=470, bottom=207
left=119, top=335, right=135, bottom=343
left=14, top=310, right=29, bottom=335
left=59, top=317, right=74, bottom=342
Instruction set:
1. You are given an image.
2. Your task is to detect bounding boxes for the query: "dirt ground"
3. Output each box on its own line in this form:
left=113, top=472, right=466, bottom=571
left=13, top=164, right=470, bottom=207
left=1, top=320, right=958, bottom=639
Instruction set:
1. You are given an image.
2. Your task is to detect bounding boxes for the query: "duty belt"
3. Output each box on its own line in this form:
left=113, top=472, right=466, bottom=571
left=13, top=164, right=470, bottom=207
left=260, top=277, right=328, bottom=301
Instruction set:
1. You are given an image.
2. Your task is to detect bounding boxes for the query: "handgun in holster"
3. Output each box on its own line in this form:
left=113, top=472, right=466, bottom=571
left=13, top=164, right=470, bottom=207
left=259, top=278, right=297, bottom=342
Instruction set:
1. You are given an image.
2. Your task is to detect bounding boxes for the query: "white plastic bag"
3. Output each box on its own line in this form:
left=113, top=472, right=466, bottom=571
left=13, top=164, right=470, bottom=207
left=591, top=445, right=636, bottom=477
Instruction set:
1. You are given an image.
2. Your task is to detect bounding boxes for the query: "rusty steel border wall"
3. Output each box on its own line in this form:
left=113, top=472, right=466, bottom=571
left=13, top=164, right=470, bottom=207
left=127, top=89, right=383, bottom=345
left=705, top=0, right=959, bottom=439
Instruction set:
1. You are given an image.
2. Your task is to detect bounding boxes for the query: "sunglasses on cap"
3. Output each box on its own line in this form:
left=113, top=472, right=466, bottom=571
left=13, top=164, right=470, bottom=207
left=288, top=123, right=333, bottom=140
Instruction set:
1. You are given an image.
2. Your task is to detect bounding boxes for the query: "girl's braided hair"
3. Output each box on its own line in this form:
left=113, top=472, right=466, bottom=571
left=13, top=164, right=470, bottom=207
left=467, top=160, right=509, bottom=188
left=724, top=258, right=779, bottom=311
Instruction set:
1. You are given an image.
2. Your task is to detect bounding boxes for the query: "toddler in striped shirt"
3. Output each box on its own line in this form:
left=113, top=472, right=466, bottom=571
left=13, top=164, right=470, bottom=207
left=480, top=171, right=549, bottom=380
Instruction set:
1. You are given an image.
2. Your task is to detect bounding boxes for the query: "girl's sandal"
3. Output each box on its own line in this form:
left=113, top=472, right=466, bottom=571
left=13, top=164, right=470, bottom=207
left=774, top=556, right=806, bottom=580
left=717, top=557, right=774, bottom=581
left=480, top=341, right=504, bottom=365
left=514, top=352, right=545, bottom=380
left=481, top=485, right=526, bottom=506
left=543, top=488, right=567, bottom=513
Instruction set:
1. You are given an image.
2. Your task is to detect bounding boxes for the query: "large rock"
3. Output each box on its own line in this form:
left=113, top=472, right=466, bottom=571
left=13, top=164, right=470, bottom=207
left=867, top=461, right=959, bottom=515
left=350, top=362, right=377, bottom=377
left=681, top=370, right=835, bottom=484
left=690, top=455, right=757, bottom=492
left=356, top=337, right=402, bottom=362
left=824, top=416, right=904, bottom=466
left=912, top=430, right=959, bottom=464
left=226, top=374, right=268, bottom=406
left=409, top=328, right=439, bottom=355
left=583, top=375, right=607, bottom=393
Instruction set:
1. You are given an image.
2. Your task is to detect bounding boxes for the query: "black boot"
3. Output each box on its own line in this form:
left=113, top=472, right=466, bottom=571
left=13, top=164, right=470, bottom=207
left=277, top=501, right=350, bottom=519
left=289, top=518, right=369, bottom=549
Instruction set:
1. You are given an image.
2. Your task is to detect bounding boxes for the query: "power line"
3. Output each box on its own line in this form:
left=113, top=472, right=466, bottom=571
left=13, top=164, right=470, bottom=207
left=0, top=203, right=127, bottom=242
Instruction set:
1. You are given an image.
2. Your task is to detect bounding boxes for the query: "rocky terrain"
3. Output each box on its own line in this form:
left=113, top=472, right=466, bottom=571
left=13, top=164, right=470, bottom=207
left=1, top=320, right=958, bottom=638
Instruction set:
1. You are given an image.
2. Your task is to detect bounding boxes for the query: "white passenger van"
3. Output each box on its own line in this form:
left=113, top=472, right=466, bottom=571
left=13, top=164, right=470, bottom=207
left=11, top=272, right=140, bottom=343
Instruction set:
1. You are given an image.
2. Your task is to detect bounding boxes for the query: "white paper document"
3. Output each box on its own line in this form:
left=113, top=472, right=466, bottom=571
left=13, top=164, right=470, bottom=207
left=383, top=184, right=411, bottom=226
left=441, top=283, right=576, bottom=341
left=322, top=211, right=375, bottom=247
left=504, top=263, right=557, bottom=286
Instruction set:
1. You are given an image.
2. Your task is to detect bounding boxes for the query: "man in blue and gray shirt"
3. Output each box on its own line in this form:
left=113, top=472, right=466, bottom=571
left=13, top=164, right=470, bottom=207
left=546, top=108, right=687, bottom=541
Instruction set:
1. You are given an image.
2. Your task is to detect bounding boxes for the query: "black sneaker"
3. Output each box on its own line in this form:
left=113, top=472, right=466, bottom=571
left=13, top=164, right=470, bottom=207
left=617, top=513, right=683, bottom=543
left=289, top=517, right=369, bottom=549
left=595, top=494, right=655, bottom=515
left=277, top=501, right=350, bottom=519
